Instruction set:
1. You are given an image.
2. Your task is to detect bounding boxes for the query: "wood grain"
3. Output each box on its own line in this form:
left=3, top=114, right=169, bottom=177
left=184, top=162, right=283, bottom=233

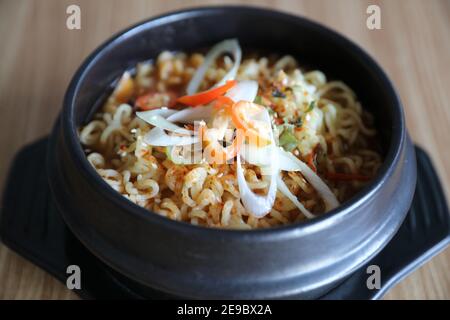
left=0, top=0, right=449, bottom=299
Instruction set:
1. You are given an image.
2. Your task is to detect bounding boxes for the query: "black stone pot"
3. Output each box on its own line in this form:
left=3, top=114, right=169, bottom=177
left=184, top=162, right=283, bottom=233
left=47, top=6, right=417, bottom=299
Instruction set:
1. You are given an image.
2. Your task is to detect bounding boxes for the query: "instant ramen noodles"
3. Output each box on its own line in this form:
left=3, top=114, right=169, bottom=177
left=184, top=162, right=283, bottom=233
left=79, top=39, right=382, bottom=229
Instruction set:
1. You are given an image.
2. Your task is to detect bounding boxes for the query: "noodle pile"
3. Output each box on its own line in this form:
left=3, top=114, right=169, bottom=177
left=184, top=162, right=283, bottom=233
left=79, top=45, right=382, bottom=229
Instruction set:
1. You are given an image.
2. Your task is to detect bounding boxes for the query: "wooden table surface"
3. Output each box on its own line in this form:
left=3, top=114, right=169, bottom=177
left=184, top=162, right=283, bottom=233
left=0, top=0, right=449, bottom=300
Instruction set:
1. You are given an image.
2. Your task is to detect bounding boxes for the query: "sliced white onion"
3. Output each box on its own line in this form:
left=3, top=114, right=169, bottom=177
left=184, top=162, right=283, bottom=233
left=277, top=148, right=302, bottom=171
left=253, top=103, right=272, bottom=123
left=136, top=111, right=192, bottom=135
left=277, top=175, right=315, bottom=219
left=207, top=112, right=230, bottom=141
left=135, top=108, right=177, bottom=119
left=143, top=127, right=199, bottom=146
left=236, top=150, right=278, bottom=217
left=186, top=39, right=242, bottom=95
left=239, top=144, right=272, bottom=167
left=166, top=104, right=213, bottom=123
left=226, top=80, right=258, bottom=103
left=277, top=148, right=339, bottom=210
left=236, top=106, right=280, bottom=218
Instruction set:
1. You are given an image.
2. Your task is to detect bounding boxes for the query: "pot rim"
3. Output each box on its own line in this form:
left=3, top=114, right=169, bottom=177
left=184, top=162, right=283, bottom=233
left=61, top=5, right=405, bottom=240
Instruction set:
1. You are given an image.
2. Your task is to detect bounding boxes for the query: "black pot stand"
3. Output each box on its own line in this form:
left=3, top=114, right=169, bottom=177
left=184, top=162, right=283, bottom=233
left=1, top=138, right=449, bottom=299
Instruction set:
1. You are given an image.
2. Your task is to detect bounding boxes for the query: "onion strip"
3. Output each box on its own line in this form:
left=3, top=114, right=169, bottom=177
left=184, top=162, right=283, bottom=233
left=136, top=111, right=192, bottom=135
left=239, top=144, right=271, bottom=166
left=186, top=39, right=242, bottom=95
left=236, top=107, right=279, bottom=217
left=236, top=150, right=278, bottom=217
left=278, top=148, right=339, bottom=210
left=143, top=127, right=199, bottom=146
left=226, top=80, right=259, bottom=103
left=135, top=108, right=177, bottom=119
left=167, top=105, right=213, bottom=123
left=276, top=175, right=315, bottom=219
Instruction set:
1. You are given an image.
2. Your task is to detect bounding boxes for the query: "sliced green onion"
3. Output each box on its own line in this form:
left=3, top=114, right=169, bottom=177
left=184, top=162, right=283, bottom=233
left=307, top=100, right=315, bottom=113
left=266, top=107, right=275, bottom=116
left=279, top=128, right=298, bottom=151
